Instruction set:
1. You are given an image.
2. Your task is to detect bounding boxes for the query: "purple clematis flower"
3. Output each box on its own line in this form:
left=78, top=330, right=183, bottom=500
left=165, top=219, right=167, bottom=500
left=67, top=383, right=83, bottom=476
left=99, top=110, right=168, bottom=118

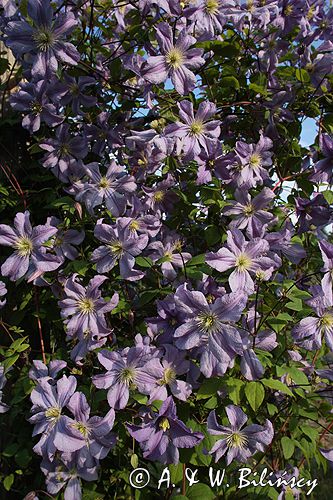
left=69, top=327, right=112, bottom=365
left=4, top=0, right=80, bottom=77
left=295, top=194, right=331, bottom=234
left=77, top=162, right=136, bottom=216
left=206, top=229, right=278, bottom=294
left=0, top=366, right=9, bottom=413
left=144, top=345, right=192, bottom=402
left=146, top=294, right=183, bottom=345
left=85, top=111, right=121, bottom=156
left=122, top=214, right=161, bottom=238
left=292, top=285, right=333, bottom=351
left=41, top=454, right=98, bottom=500
left=223, top=188, right=276, bottom=238
left=265, top=225, right=306, bottom=264
left=39, top=124, right=88, bottom=182
left=47, top=217, right=85, bottom=262
left=319, top=239, right=333, bottom=303
left=0, top=0, right=18, bottom=17
left=54, top=392, right=116, bottom=462
left=91, top=218, right=148, bottom=281
left=207, top=405, right=274, bottom=464
left=142, top=174, right=178, bottom=213
left=0, top=210, right=61, bottom=282
left=148, top=234, right=192, bottom=280
left=10, top=80, right=64, bottom=133
left=92, top=347, right=157, bottom=409
left=188, top=0, right=230, bottom=40
left=58, top=274, right=118, bottom=337
left=127, top=396, right=204, bottom=464
left=29, top=374, right=77, bottom=460
left=173, top=284, right=247, bottom=377
left=310, top=134, right=333, bottom=184
left=165, top=100, right=221, bottom=160
left=50, top=74, right=97, bottom=116
left=142, top=22, right=204, bottom=95
left=29, top=359, right=67, bottom=383
left=222, top=136, right=273, bottom=188
left=0, top=281, right=7, bottom=309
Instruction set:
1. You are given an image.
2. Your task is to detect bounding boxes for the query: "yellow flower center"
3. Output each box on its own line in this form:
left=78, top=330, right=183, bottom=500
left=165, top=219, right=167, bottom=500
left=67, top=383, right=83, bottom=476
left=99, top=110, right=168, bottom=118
left=321, top=314, right=333, bottom=329
left=307, top=6, right=315, bottom=20
left=235, top=253, right=252, bottom=271
left=226, top=431, right=248, bottom=449
left=249, top=153, right=262, bottom=168
left=120, top=367, right=135, bottom=384
left=206, top=0, right=219, bottom=15
left=159, top=417, right=170, bottom=432
left=45, top=407, right=62, bottom=420
left=153, top=191, right=165, bottom=202
left=197, top=312, right=221, bottom=334
left=255, top=270, right=266, bottom=281
left=99, top=176, right=110, bottom=189
left=72, top=421, right=90, bottom=438
left=129, top=220, right=140, bottom=231
left=246, top=0, right=255, bottom=12
left=108, top=241, right=123, bottom=255
left=160, top=367, right=177, bottom=385
left=33, top=29, right=55, bottom=52
left=15, top=237, right=33, bottom=257
left=243, top=203, right=255, bottom=216
left=70, top=84, right=80, bottom=96
left=166, top=48, right=184, bottom=69
left=189, top=121, right=204, bottom=136
left=285, top=5, right=293, bottom=16
left=78, top=298, right=95, bottom=314
left=138, top=157, right=148, bottom=167
left=164, top=251, right=173, bottom=261
left=59, top=144, right=70, bottom=156
left=30, top=101, right=43, bottom=114
left=173, top=239, right=183, bottom=252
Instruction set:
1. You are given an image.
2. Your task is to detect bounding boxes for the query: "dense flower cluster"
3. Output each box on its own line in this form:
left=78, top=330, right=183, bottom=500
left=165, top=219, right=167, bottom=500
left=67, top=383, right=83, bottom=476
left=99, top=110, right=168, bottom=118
left=1, top=0, right=333, bottom=498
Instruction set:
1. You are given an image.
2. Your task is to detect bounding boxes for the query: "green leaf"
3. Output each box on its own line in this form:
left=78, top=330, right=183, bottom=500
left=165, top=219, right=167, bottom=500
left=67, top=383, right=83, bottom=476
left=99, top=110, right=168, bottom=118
left=281, top=436, right=295, bottom=459
left=3, top=443, right=20, bottom=457
left=186, top=483, right=215, bottom=500
left=15, top=448, right=31, bottom=468
left=204, top=225, right=222, bottom=246
left=169, top=464, right=183, bottom=485
left=187, top=254, right=206, bottom=266
left=261, top=379, right=293, bottom=396
left=300, top=425, right=319, bottom=443
left=245, top=381, right=265, bottom=411
left=136, top=256, right=153, bottom=268
left=267, top=313, right=293, bottom=333
left=72, top=260, right=90, bottom=277
left=10, top=336, right=27, bottom=348
left=197, top=378, right=222, bottom=400
left=225, top=379, right=244, bottom=405
left=204, top=396, right=218, bottom=409
left=222, top=76, right=240, bottom=90
left=3, top=354, right=19, bottom=370
left=323, top=190, right=333, bottom=205
left=130, top=454, right=139, bottom=469
left=285, top=298, right=303, bottom=311
left=295, top=68, right=310, bottom=83
left=286, top=367, right=309, bottom=385
left=136, top=290, right=160, bottom=307
left=3, top=474, right=14, bottom=492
